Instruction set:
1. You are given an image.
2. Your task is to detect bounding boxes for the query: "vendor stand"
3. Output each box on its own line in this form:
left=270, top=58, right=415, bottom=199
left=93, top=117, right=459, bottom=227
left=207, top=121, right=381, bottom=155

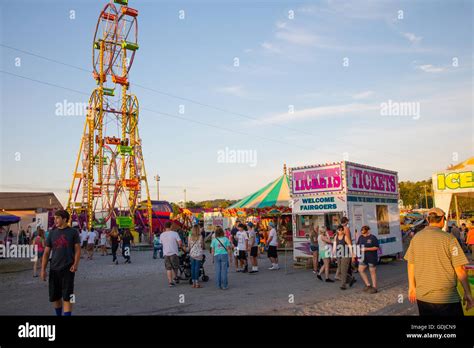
left=289, top=161, right=403, bottom=260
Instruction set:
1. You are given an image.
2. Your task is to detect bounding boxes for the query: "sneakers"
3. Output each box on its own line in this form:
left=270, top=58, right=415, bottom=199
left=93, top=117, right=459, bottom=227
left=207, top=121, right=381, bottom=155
left=312, top=270, right=318, bottom=274
left=340, top=285, right=347, bottom=290
left=249, top=270, right=259, bottom=274
left=169, top=282, right=176, bottom=287
left=325, top=278, right=335, bottom=283
left=316, top=274, right=323, bottom=281
left=349, top=278, right=357, bottom=287
left=268, top=266, right=275, bottom=270
left=363, top=285, right=372, bottom=292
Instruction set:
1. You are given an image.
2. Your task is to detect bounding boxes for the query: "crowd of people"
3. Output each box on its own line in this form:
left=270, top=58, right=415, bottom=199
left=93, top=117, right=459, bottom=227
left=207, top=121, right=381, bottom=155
left=154, top=219, right=281, bottom=289
left=4, top=206, right=472, bottom=316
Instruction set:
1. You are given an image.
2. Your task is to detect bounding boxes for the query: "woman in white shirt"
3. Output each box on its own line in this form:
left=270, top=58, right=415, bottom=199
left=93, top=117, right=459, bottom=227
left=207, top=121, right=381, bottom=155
left=317, top=229, right=334, bottom=282
left=99, top=231, right=108, bottom=256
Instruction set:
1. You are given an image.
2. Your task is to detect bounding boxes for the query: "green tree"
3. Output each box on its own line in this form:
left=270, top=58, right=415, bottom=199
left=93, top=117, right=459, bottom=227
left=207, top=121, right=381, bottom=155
left=399, top=179, right=433, bottom=209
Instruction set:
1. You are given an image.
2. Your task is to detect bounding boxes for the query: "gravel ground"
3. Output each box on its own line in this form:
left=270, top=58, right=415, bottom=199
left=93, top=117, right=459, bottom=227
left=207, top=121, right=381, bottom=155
left=0, top=249, right=417, bottom=315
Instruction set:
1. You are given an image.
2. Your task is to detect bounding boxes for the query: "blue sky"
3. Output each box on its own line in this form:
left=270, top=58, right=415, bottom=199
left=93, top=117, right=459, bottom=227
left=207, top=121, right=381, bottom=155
left=0, top=0, right=472, bottom=205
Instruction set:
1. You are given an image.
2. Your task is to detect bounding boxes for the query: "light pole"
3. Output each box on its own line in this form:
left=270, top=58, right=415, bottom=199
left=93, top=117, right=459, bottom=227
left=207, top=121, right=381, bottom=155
left=183, top=188, right=187, bottom=208
left=154, top=174, right=160, bottom=201
left=423, top=185, right=429, bottom=209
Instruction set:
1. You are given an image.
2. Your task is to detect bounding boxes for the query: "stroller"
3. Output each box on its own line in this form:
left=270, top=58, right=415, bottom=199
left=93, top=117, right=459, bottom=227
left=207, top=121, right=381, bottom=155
left=178, top=251, right=209, bottom=284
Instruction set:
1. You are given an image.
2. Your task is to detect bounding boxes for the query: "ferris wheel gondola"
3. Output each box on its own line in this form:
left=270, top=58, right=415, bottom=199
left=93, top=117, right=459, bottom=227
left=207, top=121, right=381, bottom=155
left=92, top=2, right=119, bottom=78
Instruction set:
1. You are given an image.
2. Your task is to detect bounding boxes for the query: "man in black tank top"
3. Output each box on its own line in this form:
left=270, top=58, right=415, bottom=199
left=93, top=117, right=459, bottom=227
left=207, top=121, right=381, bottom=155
left=336, top=221, right=356, bottom=290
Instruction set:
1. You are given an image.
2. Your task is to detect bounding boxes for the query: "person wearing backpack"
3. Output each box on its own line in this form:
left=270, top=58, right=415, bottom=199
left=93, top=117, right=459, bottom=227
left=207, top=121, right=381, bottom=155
left=187, top=225, right=204, bottom=288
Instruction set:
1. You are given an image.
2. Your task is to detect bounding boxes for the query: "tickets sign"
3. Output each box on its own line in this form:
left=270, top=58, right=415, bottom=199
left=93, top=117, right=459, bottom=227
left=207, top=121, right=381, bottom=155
left=291, top=164, right=343, bottom=195
left=346, top=163, right=398, bottom=196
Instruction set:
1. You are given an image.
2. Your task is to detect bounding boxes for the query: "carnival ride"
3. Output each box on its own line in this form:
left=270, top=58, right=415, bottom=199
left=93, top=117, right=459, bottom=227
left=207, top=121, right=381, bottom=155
left=66, top=0, right=152, bottom=237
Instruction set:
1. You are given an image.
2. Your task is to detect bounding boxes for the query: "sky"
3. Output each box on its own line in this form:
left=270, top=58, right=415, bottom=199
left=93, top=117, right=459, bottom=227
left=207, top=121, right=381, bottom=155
left=0, top=0, right=473, bottom=206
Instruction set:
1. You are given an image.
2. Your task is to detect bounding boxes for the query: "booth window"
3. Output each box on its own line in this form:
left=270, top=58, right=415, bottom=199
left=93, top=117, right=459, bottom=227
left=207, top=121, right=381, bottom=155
left=376, top=205, right=390, bottom=235
left=296, top=213, right=342, bottom=237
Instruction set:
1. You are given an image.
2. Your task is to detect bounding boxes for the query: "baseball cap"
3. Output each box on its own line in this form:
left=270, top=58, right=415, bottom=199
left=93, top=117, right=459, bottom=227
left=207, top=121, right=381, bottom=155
left=247, top=222, right=254, bottom=228
left=427, top=207, right=445, bottom=217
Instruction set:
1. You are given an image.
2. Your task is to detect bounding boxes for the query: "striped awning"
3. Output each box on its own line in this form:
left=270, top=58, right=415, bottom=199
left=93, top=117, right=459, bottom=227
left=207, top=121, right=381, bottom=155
left=230, top=173, right=291, bottom=208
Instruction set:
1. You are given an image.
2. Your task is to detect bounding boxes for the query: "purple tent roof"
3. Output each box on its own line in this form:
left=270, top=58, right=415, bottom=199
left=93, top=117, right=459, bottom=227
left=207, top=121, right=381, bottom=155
left=0, top=212, right=21, bottom=226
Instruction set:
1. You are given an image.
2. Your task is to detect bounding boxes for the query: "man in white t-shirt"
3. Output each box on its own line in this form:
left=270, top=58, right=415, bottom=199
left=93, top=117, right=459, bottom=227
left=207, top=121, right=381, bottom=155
left=236, top=223, right=249, bottom=273
left=160, top=221, right=183, bottom=287
left=266, top=221, right=279, bottom=270
left=80, top=228, right=88, bottom=258
left=86, top=228, right=97, bottom=260
left=247, top=222, right=259, bottom=273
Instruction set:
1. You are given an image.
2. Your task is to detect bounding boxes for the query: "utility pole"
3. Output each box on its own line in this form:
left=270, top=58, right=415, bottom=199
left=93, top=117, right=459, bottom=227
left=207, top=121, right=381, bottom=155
left=423, top=185, right=429, bottom=209
left=154, top=174, right=160, bottom=201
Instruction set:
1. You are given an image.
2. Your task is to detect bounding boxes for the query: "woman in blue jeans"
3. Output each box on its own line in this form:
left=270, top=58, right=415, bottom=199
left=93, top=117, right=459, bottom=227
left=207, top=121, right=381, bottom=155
left=210, top=227, right=233, bottom=290
left=187, top=225, right=204, bottom=288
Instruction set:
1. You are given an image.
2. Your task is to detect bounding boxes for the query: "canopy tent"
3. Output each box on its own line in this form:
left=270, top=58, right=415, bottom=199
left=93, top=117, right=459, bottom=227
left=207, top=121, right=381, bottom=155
left=0, top=211, right=21, bottom=227
left=432, top=157, right=474, bottom=226
left=229, top=166, right=291, bottom=209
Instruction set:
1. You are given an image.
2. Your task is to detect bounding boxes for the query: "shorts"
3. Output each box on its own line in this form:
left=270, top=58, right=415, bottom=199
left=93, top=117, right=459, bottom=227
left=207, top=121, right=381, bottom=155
left=238, top=250, right=247, bottom=260
left=417, top=300, right=464, bottom=316
left=319, top=249, right=331, bottom=259
left=37, top=251, right=44, bottom=259
left=359, top=258, right=377, bottom=267
left=164, top=254, right=179, bottom=271
left=81, top=241, right=87, bottom=248
left=87, top=243, right=94, bottom=251
left=267, top=245, right=278, bottom=258
left=250, top=246, right=258, bottom=257
left=310, top=245, right=318, bottom=253
left=49, top=266, right=75, bottom=302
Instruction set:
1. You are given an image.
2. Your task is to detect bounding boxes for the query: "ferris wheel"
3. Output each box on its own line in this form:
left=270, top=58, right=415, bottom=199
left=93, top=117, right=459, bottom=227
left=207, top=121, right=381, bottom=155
left=67, top=0, right=152, bottom=237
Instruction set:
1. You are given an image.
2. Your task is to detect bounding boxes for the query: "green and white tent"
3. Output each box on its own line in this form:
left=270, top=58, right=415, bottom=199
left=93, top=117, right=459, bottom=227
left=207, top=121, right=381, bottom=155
left=230, top=167, right=291, bottom=209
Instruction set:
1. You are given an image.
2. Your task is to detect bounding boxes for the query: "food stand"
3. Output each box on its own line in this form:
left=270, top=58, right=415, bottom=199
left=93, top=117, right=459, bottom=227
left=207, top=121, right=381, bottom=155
left=289, top=161, right=403, bottom=260
left=432, top=157, right=474, bottom=227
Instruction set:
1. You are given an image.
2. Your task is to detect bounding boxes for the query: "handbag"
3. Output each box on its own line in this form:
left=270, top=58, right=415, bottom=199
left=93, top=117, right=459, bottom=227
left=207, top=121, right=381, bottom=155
left=215, top=237, right=232, bottom=255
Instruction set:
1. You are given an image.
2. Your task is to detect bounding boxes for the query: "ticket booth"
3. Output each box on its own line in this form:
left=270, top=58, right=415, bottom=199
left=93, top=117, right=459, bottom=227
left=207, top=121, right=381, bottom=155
left=289, top=161, right=403, bottom=260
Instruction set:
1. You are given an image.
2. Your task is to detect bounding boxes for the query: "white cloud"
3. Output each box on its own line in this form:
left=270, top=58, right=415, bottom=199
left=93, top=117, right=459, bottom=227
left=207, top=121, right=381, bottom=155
left=416, top=64, right=446, bottom=73
left=351, top=90, right=375, bottom=100
left=275, top=29, right=319, bottom=46
left=276, top=21, right=287, bottom=29
left=254, top=103, right=379, bottom=125
left=261, top=41, right=282, bottom=53
left=244, top=48, right=253, bottom=53
left=215, top=85, right=246, bottom=97
left=402, top=32, right=422, bottom=44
